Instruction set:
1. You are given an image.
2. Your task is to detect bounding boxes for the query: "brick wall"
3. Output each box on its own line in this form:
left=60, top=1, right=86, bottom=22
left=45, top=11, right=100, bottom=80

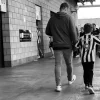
left=1, top=0, right=77, bottom=67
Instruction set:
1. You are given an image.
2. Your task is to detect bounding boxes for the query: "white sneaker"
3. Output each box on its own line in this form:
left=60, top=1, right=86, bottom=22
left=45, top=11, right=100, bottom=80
left=68, top=75, right=76, bottom=85
left=55, top=86, right=62, bottom=92
left=85, top=85, right=89, bottom=90
left=88, top=87, right=95, bottom=94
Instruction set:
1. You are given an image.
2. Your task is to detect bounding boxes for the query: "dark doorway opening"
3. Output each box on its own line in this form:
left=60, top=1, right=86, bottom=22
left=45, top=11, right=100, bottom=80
left=36, top=20, right=44, bottom=58
left=35, top=5, right=44, bottom=58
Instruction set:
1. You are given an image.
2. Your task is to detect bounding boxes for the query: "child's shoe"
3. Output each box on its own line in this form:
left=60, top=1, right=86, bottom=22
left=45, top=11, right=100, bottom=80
left=88, top=86, right=95, bottom=94
left=85, top=85, right=88, bottom=89
left=85, top=84, right=89, bottom=89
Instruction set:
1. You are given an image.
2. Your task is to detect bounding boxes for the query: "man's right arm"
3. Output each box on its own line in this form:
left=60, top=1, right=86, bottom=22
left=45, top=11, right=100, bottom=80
left=45, top=19, right=52, bottom=36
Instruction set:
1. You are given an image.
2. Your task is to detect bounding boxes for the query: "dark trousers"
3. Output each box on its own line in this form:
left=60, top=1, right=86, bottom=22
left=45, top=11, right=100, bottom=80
left=82, top=62, right=94, bottom=86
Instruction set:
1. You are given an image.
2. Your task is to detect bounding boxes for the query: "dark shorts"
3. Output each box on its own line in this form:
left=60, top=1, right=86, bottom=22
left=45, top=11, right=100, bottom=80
left=49, top=42, right=53, bottom=48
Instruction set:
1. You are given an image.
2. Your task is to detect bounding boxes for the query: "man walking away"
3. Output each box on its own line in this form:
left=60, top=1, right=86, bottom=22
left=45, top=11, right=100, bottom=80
left=46, top=2, right=78, bottom=92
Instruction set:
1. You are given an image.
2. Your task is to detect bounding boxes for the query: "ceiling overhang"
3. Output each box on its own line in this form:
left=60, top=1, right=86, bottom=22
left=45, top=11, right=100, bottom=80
left=75, top=0, right=95, bottom=5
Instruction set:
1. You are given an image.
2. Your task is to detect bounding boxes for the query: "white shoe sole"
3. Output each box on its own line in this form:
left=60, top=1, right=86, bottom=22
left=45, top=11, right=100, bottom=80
left=55, top=86, right=62, bottom=92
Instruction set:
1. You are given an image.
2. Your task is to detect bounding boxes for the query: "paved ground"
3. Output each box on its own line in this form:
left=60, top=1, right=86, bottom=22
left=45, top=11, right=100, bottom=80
left=0, top=56, right=100, bottom=100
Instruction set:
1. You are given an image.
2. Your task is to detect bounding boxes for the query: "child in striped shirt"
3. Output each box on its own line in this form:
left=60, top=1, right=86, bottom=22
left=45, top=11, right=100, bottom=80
left=76, top=23, right=100, bottom=94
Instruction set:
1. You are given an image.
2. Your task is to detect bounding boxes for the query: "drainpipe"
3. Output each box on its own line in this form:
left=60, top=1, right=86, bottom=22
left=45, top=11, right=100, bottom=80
left=0, top=12, right=4, bottom=67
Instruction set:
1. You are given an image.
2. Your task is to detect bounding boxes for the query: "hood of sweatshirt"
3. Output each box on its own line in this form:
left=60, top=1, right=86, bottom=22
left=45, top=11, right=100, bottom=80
left=55, top=12, right=68, bottom=19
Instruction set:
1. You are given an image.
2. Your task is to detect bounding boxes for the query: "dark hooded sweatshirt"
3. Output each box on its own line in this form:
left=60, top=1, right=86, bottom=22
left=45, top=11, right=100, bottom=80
left=46, top=12, right=77, bottom=50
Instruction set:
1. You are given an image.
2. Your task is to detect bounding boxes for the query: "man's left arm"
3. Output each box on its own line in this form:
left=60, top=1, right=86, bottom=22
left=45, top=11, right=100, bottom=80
left=69, top=16, right=78, bottom=45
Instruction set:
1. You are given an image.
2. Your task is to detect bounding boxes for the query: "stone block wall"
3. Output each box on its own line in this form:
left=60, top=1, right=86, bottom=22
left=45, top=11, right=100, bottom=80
left=1, top=0, right=77, bottom=67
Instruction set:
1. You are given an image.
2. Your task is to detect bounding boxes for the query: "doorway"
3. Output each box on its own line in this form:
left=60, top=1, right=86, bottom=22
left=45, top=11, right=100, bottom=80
left=35, top=5, right=44, bottom=58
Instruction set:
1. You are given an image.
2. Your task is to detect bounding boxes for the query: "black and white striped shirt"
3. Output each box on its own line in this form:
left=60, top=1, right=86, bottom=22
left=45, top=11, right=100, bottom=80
left=76, top=33, right=100, bottom=62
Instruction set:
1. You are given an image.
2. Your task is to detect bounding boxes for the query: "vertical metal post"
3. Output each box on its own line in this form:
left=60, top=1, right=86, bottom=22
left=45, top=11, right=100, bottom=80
left=0, top=12, right=4, bottom=67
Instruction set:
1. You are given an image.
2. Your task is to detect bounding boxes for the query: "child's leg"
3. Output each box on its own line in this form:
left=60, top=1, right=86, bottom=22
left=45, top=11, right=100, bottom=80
left=85, top=62, right=95, bottom=94
left=82, top=62, right=89, bottom=86
left=88, top=62, right=94, bottom=86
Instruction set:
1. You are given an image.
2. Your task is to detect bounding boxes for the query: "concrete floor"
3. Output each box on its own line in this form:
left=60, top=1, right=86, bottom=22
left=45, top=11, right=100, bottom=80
left=0, top=57, right=100, bottom=100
